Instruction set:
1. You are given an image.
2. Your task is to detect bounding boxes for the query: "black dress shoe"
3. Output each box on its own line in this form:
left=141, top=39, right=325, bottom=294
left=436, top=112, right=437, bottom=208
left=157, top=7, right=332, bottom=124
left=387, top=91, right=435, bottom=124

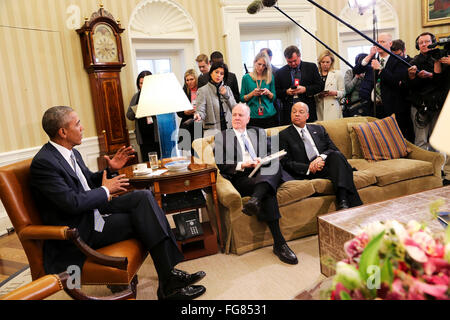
left=273, top=243, right=298, bottom=265
left=443, top=179, right=450, bottom=186
left=242, top=197, right=260, bottom=216
left=157, top=284, right=206, bottom=300
left=171, top=268, right=206, bottom=287
left=165, top=268, right=206, bottom=289
left=337, top=199, right=349, bottom=210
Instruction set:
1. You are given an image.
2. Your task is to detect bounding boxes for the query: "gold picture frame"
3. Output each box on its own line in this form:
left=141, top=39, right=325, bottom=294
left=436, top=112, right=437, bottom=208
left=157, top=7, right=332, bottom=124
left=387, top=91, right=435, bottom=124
left=436, top=32, right=450, bottom=42
left=422, top=0, right=450, bottom=27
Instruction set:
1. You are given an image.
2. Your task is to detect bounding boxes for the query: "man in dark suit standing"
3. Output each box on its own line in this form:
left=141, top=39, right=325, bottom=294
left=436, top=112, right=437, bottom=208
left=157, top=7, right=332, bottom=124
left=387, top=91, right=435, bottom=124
left=30, top=106, right=206, bottom=300
left=279, top=102, right=362, bottom=210
left=353, top=33, right=411, bottom=139
left=275, top=45, right=323, bottom=125
left=214, top=103, right=297, bottom=264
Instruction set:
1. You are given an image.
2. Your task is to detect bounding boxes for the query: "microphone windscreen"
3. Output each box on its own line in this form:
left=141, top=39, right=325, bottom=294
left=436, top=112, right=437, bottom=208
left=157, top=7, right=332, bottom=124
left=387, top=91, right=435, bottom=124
left=262, top=0, right=277, bottom=7
left=247, top=0, right=263, bottom=14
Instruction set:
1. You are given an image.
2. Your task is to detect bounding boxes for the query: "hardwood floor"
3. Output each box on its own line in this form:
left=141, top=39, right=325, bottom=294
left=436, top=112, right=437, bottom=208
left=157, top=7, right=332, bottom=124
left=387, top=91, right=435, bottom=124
left=0, top=232, right=28, bottom=283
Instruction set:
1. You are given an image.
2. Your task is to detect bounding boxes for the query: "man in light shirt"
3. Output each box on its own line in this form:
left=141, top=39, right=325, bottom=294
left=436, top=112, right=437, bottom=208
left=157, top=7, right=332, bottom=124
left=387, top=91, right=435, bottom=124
left=213, top=103, right=297, bottom=265
left=279, top=102, right=362, bottom=210
left=30, top=106, right=206, bottom=300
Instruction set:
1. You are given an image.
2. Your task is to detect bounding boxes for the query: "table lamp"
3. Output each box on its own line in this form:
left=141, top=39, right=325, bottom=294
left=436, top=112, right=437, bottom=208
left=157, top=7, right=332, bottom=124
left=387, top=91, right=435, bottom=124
left=136, top=73, right=193, bottom=159
left=430, top=92, right=450, bottom=155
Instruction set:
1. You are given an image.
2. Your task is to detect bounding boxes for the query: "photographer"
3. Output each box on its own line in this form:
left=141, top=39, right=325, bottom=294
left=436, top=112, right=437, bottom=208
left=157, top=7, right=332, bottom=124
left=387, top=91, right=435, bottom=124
left=407, top=32, right=449, bottom=185
left=407, top=33, right=446, bottom=150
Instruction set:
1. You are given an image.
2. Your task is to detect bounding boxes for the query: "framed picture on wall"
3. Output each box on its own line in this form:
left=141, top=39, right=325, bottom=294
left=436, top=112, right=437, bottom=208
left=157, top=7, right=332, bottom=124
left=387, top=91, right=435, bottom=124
left=422, top=0, right=450, bottom=27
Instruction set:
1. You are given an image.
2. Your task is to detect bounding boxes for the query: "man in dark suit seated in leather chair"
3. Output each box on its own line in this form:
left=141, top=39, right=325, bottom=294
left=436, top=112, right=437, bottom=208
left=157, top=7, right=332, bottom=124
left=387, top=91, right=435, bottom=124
left=30, top=106, right=206, bottom=300
left=214, top=103, right=298, bottom=265
left=279, top=102, right=363, bottom=211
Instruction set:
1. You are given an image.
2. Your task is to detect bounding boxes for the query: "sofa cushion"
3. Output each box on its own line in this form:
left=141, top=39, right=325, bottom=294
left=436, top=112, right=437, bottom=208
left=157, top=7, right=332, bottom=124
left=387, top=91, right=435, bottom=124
left=352, top=115, right=410, bottom=161
left=347, top=120, right=368, bottom=159
left=277, top=180, right=316, bottom=206
left=348, top=158, right=434, bottom=187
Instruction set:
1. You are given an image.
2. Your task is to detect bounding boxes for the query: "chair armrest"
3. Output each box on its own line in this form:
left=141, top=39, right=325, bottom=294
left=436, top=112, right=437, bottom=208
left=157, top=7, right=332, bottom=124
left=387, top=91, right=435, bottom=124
left=19, top=225, right=69, bottom=241
left=19, top=226, right=128, bottom=271
left=406, top=141, right=445, bottom=178
left=65, top=229, right=128, bottom=271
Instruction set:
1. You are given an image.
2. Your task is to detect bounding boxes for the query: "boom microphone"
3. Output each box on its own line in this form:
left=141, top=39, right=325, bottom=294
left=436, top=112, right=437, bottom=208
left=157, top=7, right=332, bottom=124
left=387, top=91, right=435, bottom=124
left=262, top=0, right=278, bottom=7
left=247, top=0, right=264, bottom=15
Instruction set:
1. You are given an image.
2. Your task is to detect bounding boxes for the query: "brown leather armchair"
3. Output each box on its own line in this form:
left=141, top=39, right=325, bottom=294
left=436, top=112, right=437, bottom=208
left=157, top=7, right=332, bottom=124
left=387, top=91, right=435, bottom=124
left=0, top=272, right=134, bottom=300
left=0, top=159, right=148, bottom=299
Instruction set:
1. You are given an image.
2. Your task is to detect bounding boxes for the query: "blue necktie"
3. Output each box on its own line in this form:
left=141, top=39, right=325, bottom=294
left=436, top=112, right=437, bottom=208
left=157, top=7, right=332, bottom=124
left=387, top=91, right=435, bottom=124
left=241, top=133, right=257, bottom=160
left=70, top=153, right=105, bottom=232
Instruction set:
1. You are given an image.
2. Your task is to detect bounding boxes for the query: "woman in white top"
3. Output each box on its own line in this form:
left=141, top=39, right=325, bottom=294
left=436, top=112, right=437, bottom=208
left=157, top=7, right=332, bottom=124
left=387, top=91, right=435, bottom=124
left=314, top=50, right=345, bottom=121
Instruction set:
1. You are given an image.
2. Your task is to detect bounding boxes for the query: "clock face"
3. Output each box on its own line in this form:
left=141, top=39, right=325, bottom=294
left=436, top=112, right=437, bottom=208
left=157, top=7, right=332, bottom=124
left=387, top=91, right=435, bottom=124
left=93, top=23, right=119, bottom=63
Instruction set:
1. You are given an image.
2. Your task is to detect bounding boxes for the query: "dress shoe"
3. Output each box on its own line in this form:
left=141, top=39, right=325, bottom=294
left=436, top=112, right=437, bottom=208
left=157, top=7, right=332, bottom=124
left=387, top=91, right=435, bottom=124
left=158, top=269, right=206, bottom=300
left=242, top=197, right=260, bottom=216
left=273, top=243, right=298, bottom=265
left=337, top=199, right=349, bottom=210
left=171, top=268, right=206, bottom=287
left=157, top=284, right=206, bottom=300
left=443, top=179, right=450, bottom=186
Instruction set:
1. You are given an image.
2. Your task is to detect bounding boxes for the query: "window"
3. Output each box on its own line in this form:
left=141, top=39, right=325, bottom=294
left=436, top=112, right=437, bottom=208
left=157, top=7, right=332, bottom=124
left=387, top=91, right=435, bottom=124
left=137, top=59, right=171, bottom=75
left=240, top=39, right=284, bottom=73
left=347, top=45, right=372, bottom=66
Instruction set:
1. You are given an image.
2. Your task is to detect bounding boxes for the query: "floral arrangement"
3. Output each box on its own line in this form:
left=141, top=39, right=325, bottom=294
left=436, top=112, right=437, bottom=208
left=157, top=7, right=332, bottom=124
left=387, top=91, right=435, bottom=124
left=328, top=200, right=450, bottom=300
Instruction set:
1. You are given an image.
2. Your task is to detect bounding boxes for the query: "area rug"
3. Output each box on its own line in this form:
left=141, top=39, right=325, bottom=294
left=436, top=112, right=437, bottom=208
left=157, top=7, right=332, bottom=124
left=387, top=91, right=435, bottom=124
left=1, top=235, right=326, bottom=300
left=0, top=266, right=32, bottom=297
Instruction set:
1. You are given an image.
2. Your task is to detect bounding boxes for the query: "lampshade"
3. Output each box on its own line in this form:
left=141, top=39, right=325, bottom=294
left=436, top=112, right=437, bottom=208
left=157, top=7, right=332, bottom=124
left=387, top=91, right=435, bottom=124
left=430, top=92, right=450, bottom=155
left=136, top=72, right=192, bottom=118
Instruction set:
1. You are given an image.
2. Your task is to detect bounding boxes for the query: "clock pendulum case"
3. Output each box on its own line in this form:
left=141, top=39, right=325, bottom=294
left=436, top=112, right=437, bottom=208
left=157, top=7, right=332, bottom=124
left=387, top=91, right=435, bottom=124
left=76, top=6, right=136, bottom=169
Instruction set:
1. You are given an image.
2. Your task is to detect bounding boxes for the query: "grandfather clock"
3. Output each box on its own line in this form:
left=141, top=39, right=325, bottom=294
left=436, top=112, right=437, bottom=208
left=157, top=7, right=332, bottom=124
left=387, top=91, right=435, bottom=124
left=77, top=6, right=134, bottom=169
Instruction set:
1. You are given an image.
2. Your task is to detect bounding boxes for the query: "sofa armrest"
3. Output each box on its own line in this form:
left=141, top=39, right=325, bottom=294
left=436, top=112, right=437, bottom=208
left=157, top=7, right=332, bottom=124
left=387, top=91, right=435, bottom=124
left=215, top=174, right=242, bottom=212
left=406, top=141, right=445, bottom=178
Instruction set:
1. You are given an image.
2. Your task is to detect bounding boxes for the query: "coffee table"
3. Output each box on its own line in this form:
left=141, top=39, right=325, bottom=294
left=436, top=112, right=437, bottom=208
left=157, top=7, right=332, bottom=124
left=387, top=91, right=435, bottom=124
left=318, top=186, right=450, bottom=277
left=119, top=157, right=223, bottom=260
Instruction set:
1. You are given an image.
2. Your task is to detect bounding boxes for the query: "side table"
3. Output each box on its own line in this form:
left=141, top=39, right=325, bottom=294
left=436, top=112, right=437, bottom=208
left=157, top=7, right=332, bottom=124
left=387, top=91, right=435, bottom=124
left=119, top=158, right=223, bottom=260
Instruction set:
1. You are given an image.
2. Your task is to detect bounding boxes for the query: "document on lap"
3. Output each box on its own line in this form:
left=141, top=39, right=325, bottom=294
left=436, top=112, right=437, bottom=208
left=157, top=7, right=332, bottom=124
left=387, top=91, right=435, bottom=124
left=248, top=150, right=287, bottom=178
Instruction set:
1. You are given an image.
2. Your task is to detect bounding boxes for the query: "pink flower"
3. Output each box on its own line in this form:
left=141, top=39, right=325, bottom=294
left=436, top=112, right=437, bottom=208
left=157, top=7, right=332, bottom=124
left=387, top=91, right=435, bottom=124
left=411, top=231, right=441, bottom=257
left=344, top=232, right=368, bottom=260
left=333, top=282, right=351, bottom=300
left=423, top=257, right=450, bottom=276
left=409, top=278, right=449, bottom=300
left=385, top=279, right=407, bottom=300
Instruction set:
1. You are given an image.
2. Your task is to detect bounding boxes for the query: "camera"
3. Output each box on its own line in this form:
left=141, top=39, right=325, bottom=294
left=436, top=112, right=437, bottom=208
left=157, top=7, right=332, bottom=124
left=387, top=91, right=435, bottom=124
left=427, top=37, right=450, bottom=61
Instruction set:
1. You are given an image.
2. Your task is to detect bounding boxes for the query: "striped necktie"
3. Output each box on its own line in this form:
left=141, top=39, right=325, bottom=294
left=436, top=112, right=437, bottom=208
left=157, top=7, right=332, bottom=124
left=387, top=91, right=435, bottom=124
left=241, top=133, right=257, bottom=160
left=70, top=152, right=105, bottom=232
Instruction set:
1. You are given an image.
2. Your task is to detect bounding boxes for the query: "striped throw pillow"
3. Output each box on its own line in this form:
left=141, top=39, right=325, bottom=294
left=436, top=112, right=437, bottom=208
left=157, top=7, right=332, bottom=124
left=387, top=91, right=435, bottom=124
left=352, top=115, right=410, bottom=161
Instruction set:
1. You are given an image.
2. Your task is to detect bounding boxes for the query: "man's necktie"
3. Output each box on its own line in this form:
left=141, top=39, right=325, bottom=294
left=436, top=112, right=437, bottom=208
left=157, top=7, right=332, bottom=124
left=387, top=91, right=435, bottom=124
left=241, top=133, right=257, bottom=160
left=70, top=153, right=105, bottom=232
left=301, top=128, right=318, bottom=162
left=380, top=58, right=385, bottom=69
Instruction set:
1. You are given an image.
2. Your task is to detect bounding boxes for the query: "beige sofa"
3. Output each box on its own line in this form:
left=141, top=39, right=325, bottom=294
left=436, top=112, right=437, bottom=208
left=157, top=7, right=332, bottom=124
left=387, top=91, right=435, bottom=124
left=192, top=116, right=444, bottom=255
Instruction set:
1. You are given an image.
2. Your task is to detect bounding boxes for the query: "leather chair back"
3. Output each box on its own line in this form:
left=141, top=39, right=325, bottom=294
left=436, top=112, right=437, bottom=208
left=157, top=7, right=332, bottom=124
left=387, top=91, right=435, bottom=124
left=0, top=159, right=46, bottom=280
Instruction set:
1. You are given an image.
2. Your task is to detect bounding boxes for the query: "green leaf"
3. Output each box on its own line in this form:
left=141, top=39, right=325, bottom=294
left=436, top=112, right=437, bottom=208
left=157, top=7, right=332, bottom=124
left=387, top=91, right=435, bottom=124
left=340, top=291, right=352, bottom=300
left=359, top=230, right=385, bottom=282
left=380, top=257, right=394, bottom=285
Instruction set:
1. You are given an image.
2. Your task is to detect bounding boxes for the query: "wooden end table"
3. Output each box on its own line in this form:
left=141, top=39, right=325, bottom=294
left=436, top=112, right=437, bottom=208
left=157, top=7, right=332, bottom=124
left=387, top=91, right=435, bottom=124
left=119, top=157, right=223, bottom=260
